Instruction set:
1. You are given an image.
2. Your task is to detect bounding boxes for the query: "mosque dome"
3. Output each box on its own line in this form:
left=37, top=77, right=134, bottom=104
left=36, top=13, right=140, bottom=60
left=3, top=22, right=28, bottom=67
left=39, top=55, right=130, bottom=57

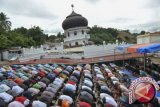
left=62, top=11, right=88, bottom=30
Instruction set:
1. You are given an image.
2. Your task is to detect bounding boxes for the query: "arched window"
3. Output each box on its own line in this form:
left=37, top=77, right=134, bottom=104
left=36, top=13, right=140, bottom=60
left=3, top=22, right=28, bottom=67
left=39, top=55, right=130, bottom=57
left=75, top=42, right=79, bottom=46
left=82, top=30, right=84, bottom=34
left=74, top=31, right=77, bottom=35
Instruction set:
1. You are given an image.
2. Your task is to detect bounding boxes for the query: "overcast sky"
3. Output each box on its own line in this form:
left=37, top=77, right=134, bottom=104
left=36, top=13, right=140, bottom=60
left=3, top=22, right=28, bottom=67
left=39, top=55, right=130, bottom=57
left=1, top=0, right=160, bottom=35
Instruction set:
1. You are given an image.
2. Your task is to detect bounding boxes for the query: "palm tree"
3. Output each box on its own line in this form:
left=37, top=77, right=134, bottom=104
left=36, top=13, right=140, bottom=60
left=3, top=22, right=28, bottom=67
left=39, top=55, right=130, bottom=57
left=0, top=12, right=11, bottom=61
left=0, top=12, right=12, bottom=34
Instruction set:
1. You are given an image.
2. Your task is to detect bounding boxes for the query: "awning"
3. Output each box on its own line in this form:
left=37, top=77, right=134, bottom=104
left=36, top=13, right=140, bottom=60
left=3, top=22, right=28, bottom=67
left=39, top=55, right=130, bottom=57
left=127, top=44, right=150, bottom=53
left=137, top=43, right=160, bottom=54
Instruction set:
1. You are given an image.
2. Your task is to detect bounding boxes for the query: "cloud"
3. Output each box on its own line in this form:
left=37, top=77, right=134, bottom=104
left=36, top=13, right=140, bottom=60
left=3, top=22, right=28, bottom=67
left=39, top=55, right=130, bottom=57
left=85, top=0, right=100, bottom=3
left=145, top=0, right=160, bottom=8
left=0, top=0, right=160, bottom=35
left=44, top=28, right=63, bottom=35
left=0, top=0, right=58, bottom=20
left=109, top=18, right=134, bottom=23
left=128, top=21, right=160, bottom=33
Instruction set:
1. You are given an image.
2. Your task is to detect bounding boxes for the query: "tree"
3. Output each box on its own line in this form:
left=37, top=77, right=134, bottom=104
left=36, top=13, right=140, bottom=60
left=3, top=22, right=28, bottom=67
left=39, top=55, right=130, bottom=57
left=0, top=12, right=11, bottom=34
left=56, top=32, right=64, bottom=42
left=13, top=27, right=28, bottom=35
left=0, top=35, right=10, bottom=60
left=140, top=31, right=145, bottom=35
left=27, top=26, right=48, bottom=45
left=6, top=31, right=35, bottom=47
left=47, top=35, right=56, bottom=42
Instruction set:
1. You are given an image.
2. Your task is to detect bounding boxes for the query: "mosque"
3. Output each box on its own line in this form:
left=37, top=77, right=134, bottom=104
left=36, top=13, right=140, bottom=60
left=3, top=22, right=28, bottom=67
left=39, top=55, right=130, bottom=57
left=62, top=5, right=90, bottom=48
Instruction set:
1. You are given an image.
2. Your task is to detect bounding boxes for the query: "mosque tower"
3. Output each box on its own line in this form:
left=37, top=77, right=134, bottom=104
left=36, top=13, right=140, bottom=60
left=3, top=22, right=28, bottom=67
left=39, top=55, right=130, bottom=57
left=62, top=5, right=90, bottom=48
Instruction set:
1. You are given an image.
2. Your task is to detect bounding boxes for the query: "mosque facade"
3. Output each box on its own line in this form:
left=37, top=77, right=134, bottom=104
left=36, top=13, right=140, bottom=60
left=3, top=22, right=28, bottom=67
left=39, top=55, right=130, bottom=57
left=62, top=5, right=90, bottom=48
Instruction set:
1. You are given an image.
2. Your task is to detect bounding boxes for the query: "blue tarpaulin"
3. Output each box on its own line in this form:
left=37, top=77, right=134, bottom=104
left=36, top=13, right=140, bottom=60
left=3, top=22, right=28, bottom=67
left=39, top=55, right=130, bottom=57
left=137, top=43, right=160, bottom=54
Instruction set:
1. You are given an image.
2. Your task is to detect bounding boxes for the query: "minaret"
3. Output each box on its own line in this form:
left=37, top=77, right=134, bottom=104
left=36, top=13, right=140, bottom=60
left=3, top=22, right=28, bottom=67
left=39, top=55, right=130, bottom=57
left=62, top=5, right=90, bottom=48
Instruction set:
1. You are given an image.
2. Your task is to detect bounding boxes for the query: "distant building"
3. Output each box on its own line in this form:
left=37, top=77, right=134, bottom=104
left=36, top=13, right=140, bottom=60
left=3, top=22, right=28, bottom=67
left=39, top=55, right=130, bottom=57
left=62, top=5, right=90, bottom=48
left=137, top=32, right=160, bottom=44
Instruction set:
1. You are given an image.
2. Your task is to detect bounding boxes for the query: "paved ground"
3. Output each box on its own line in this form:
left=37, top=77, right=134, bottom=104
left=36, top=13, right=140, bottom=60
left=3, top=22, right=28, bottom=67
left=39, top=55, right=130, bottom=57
left=7, top=53, right=143, bottom=65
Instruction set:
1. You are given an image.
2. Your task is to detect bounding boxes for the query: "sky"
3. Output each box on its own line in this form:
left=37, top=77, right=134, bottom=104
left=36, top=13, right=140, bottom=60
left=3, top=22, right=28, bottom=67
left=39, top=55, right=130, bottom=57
left=1, top=0, right=160, bottom=35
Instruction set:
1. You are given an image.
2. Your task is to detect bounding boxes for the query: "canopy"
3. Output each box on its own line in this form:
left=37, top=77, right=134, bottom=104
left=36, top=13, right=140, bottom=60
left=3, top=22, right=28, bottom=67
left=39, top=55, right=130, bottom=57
left=127, top=44, right=150, bottom=53
left=116, top=44, right=134, bottom=51
left=137, top=43, right=160, bottom=54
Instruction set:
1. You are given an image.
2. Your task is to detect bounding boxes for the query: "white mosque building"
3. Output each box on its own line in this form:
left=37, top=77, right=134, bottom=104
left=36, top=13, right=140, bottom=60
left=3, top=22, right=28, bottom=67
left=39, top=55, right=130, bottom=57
left=62, top=5, right=90, bottom=48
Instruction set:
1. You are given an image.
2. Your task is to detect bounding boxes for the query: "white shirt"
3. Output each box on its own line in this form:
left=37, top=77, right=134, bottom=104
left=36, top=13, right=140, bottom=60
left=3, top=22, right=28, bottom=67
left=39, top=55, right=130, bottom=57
left=54, top=78, right=63, bottom=84
left=32, top=100, right=47, bottom=107
left=83, top=70, right=91, bottom=74
left=84, top=80, right=93, bottom=87
left=0, top=67, right=6, bottom=72
left=28, top=88, right=40, bottom=94
left=8, top=101, right=25, bottom=107
left=104, top=96, right=117, bottom=107
left=111, top=77, right=119, bottom=81
left=12, top=85, right=24, bottom=95
left=65, top=84, right=76, bottom=91
left=96, top=74, right=104, bottom=79
left=21, top=66, right=29, bottom=71
left=0, top=92, right=13, bottom=102
left=59, top=95, right=73, bottom=104
left=82, top=85, right=92, bottom=91
left=38, top=82, right=46, bottom=88
left=0, top=84, right=11, bottom=91
left=100, top=93, right=113, bottom=99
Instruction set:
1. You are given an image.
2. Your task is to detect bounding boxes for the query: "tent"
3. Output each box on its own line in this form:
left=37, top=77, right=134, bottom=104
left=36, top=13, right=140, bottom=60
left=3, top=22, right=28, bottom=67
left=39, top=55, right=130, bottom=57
left=127, top=43, right=160, bottom=71
left=116, top=44, right=134, bottom=70
left=127, top=44, right=150, bottom=53
left=137, top=43, right=160, bottom=54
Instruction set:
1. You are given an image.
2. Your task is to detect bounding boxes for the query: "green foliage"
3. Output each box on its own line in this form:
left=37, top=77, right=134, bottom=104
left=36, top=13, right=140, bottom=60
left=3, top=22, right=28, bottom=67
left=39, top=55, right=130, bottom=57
left=140, top=31, right=145, bottom=35
left=0, top=12, right=11, bottom=34
left=13, top=27, right=28, bottom=35
left=27, top=26, right=48, bottom=45
left=6, top=32, right=35, bottom=47
left=89, top=26, right=118, bottom=44
left=89, top=26, right=136, bottom=45
left=0, top=34, right=10, bottom=50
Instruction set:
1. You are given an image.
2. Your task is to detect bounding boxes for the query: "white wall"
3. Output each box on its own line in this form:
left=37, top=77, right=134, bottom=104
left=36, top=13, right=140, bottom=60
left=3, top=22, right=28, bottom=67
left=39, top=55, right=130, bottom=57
left=151, top=36, right=160, bottom=43
left=83, top=42, right=125, bottom=58
left=65, top=39, right=87, bottom=46
left=22, top=45, right=45, bottom=56
left=64, top=27, right=90, bottom=46
left=137, top=36, right=150, bottom=44
left=44, top=53, right=83, bottom=59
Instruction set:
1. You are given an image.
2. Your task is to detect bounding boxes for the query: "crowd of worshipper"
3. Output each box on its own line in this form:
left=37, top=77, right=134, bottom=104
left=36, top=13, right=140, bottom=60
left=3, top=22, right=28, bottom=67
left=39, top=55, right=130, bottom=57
left=103, top=62, right=160, bottom=107
left=0, top=62, right=160, bottom=107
